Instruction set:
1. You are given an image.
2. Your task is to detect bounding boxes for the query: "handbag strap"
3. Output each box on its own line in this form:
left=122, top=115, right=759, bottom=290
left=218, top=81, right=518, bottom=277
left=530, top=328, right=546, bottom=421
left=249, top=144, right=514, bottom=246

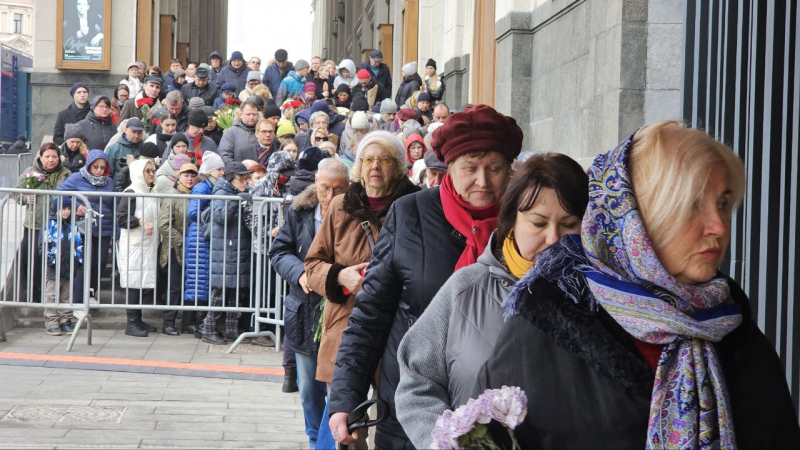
left=360, top=221, right=375, bottom=251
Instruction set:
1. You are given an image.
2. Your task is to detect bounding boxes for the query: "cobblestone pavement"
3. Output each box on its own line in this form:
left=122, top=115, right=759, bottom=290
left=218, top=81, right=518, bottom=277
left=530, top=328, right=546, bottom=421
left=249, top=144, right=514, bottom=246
left=0, top=328, right=308, bottom=449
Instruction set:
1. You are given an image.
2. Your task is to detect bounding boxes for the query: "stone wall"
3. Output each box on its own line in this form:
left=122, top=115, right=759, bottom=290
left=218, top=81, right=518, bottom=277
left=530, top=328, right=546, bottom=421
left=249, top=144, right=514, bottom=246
left=494, top=0, right=683, bottom=163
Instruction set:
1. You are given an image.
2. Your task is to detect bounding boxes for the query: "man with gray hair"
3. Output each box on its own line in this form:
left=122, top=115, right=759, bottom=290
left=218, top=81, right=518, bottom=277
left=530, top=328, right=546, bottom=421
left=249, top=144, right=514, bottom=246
left=148, top=90, right=189, bottom=134
left=268, top=155, right=348, bottom=449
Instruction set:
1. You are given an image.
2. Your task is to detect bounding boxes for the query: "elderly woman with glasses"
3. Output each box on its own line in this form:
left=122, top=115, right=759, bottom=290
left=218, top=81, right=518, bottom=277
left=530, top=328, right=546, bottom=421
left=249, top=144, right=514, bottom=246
left=304, top=131, right=419, bottom=443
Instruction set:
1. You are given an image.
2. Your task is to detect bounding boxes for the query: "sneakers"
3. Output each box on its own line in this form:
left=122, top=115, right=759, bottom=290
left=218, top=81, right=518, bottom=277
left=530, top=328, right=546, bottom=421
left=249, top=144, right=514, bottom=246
left=59, top=321, right=74, bottom=333
left=251, top=335, right=276, bottom=347
left=202, top=333, right=226, bottom=345
left=45, top=327, right=63, bottom=336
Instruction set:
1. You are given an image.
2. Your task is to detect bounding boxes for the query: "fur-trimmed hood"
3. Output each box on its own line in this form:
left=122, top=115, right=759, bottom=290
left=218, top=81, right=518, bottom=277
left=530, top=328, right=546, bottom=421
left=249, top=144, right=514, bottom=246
left=342, top=176, right=420, bottom=226
left=292, top=184, right=319, bottom=211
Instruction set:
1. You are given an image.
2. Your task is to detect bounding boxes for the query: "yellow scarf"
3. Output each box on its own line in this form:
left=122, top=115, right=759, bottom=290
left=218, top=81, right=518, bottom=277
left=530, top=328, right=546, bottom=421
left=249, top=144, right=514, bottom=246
left=502, top=233, right=533, bottom=279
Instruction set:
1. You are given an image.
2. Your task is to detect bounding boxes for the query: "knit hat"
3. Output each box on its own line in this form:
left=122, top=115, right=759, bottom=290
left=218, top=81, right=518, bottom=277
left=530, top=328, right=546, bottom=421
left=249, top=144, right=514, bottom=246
left=426, top=59, right=437, bottom=70
left=188, top=108, right=209, bottom=128
left=199, top=151, right=224, bottom=174
left=417, top=92, right=431, bottom=103
left=431, top=104, right=523, bottom=164
left=351, top=111, right=369, bottom=130
left=311, top=100, right=331, bottom=114
left=397, top=107, right=417, bottom=122
left=277, top=121, right=296, bottom=138
left=63, top=123, right=85, bottom=141
left=230, top=51, right=244, bottom=62
left=174, top=68, right=186, bottom=79
left=202, top=105, right=216, bottom=119
left=297, top=147, right=327, bottom=172
left=169, top=133, right=189, bottom=149
left=264, top=99, right=281, bottom=119
left=221, top=82, right=236, bottom=93
left=294, top=59, right=310, bottom=71
left=380, top=99, right=398, bottom=115
left=179, top=163, right=199, bottom=174
left=401, top=62, right=417, bottom=76
left=247, top=71, right=260, bottom=82
left=370, top=50, right=383, bottom=61
left=171, top=154, right=191, bottom=170
left=195, top=66, right=209, bottom=79
left=350, top=94, right=369, bottom=112
left=303, top=82, right=316, bottom=93
left=188, top=97, right=205, bottom=110
left=275, top=49, right=288, bottom=62
left=403, top=120, right=422, bottom=139
left=70, top=82, right=88, bottom=97
left=140, top=142, right=161, bottom=159
left=356, top=69, right=371, bottom=80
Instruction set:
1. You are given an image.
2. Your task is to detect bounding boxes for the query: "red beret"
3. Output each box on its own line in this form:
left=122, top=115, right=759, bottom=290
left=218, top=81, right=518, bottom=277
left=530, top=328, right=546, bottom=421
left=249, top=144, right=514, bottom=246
left=431, top=104, right=523, bottom=164
left=356, top=69, right=371, bottom=80
left=397, top=107, right=418, bottom=122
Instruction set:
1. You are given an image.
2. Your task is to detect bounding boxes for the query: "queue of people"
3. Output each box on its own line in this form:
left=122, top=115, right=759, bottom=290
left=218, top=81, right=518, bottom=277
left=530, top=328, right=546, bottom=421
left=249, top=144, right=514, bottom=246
left=17, top=46, right=796, bottom=450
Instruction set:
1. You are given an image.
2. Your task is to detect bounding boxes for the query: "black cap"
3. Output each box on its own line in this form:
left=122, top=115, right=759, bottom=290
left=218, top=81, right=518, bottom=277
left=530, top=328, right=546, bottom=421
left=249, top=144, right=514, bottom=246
left=350, top=94, right=369, bottom=112
left=144, top=75, right=163, bottom=86
left=298, top=147, right=327, bottom=172
left=225, top=161, right=251, bottom=176
left=195, top=66, right=209, bottom=79
left=370, top=50, right=383, bottom=61
left=188, top=108, right=209, bottom=128
left=126, top=118, right=145, bottom=131
left=275, top=49, right=288, bottom=62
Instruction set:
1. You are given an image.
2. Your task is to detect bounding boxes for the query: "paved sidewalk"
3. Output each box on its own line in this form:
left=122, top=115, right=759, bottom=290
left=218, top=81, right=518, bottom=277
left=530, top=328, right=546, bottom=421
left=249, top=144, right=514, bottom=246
left=0, top=328, right=308, bottom=449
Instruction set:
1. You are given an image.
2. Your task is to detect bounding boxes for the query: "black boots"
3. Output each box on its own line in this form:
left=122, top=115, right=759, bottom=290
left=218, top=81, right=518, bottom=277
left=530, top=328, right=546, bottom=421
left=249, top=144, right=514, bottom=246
left=125, top=310, right=149, bottom=337
left=282, top=368, right=298, bottom=393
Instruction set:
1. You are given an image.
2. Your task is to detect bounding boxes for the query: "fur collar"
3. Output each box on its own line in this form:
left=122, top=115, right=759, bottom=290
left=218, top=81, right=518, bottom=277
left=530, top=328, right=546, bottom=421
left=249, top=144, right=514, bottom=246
left=292, top=185, right=319, bottom=211
left=342, top=176, right=420, bottom=225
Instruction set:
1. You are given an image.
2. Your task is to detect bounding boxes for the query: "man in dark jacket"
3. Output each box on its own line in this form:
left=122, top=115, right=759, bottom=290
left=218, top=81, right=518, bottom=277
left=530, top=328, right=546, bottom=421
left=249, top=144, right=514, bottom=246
left=215, top=51, right=249, bottom=94
left=181, top=66, right=217, bottom=106
left=162, top=59, right=183, bottom=93
left=53, top=83, right=90, bottom=145
left=359, top=50, right=392, bottom=102
left=268, top=158, right=349, bottom=449
left=262, top=49, right=294, bottom=99
left=395, top=62, right=423, bottom=106
left=7, top=135, right=28, bottom=154
left=148, top=91, right=189, bottom=134
left=208, top=51, right=223, bottom=84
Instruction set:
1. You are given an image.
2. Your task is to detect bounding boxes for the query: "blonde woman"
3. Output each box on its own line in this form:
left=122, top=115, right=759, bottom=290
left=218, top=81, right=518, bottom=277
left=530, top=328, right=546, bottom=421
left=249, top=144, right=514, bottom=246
left=422, top=59, right=445, bottom=102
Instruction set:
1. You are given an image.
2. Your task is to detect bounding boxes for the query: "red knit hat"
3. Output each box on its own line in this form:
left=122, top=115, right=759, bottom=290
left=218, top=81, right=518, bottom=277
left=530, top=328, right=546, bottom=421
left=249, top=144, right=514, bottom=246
left=431, top=104, right=523, bottom=164
left=397, top=107, right=418, bottom=122
left=356, top=69, right=371, bottom=80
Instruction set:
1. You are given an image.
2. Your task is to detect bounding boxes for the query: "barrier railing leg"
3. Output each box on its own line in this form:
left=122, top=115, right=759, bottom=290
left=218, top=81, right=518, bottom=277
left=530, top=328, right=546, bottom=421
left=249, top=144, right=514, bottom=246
left=0, top=305, right=6, bottom=342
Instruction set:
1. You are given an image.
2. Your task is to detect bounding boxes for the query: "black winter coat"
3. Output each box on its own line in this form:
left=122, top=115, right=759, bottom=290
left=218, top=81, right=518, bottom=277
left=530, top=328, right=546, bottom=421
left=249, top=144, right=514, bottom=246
left=77, top=112, right=116, bottom=151
left=209, top=177, right=251, bottom=289
left=59, top=142, right=86, bottom=173
left=359, top=61, right=392, bottom=101
left=6, top=139, right=28, bottom=154
left=53, top=103, right=90, bottom=145
left=330, top=187, right=465, bottom=449
left=181, top=81, right=219, bottom=107
left=395, top=73, right=423, bottom=107
left=268, top=185, right=322, bottom=357
left=477, top=275, right=800, bottom=448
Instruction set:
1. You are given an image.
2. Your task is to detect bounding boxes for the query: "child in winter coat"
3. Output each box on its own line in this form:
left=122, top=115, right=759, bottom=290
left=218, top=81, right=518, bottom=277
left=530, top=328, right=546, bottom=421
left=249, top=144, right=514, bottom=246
left=40, top=206, right=84, bottom=336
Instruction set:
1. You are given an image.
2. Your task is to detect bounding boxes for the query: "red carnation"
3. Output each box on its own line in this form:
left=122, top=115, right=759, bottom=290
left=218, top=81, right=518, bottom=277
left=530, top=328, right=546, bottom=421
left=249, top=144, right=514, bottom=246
left=225, top=98, right=241, bottom=105
left=136, top=97, right=154, bottom=108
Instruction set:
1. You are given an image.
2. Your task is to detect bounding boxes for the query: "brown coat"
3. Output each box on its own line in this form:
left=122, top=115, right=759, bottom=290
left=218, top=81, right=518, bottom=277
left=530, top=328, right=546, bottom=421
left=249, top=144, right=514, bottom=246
left=304, top=177, right=420, bottom=383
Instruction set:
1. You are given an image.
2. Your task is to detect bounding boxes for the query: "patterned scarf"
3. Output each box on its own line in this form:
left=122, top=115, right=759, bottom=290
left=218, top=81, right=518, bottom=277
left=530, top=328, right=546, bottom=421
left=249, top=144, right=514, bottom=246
left=581, top=134, right=742, bottom=449
left=79, top=167, right=109, bottom=187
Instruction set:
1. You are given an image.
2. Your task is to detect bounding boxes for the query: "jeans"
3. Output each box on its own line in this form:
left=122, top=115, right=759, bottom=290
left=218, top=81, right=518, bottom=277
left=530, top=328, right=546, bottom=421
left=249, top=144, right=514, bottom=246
left=316, top=397, right=336, bottom=450
left=296, top=353, right=327, bottom=449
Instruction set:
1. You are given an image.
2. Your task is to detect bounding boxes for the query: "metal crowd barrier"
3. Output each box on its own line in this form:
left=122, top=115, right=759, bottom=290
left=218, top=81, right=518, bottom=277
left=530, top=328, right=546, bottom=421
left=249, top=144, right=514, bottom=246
left=0, top=153, right=33, bottom=188
left=0, top=186, right=288, bottom=353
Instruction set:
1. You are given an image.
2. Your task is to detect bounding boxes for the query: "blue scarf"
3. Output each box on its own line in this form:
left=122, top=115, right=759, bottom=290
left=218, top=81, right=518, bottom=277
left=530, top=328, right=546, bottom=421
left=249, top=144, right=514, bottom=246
left=79, top=166, right=109, bottom=187
left=582, top=134, right=741, bottom=449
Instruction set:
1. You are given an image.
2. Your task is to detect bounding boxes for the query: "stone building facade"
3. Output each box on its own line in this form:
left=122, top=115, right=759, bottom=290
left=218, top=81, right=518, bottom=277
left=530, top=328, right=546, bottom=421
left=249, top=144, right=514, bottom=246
left=0, top=0, right=34, bottom=56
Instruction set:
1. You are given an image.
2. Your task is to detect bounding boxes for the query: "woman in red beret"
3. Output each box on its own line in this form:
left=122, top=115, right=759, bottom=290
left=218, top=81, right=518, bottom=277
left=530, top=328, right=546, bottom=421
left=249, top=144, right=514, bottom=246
left=327, top=104, right=523, bottom=449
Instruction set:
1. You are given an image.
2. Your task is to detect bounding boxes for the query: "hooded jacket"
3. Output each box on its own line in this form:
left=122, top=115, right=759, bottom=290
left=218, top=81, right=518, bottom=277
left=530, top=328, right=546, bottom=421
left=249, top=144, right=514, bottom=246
left=59, top=141, right=89, bottom=173
left=404, top=133, right=426, bottom=169
left=105, top=134, right=142, bottom=178
left=268, top=185, right=323, bottom=357
left=333, top=59, right=358, bottom=90
left=18, top=156, right=72, bottom=230
left=78, top=111, right=116, bottom=152
left=333, top=84, right=352, bottom=108
left=395, top=72, right=423, bottom=107
left=359, top=61, right=392, bottom=101
left=56, top=150, right=117, bottom=238
left=208, top=51, right=223, bottom=84
left=275, top=70, right=308, bottom=104
left=116, top=159, right=159, bottom=289
left=215, top=60, right=249, bottom=94
left=209, top=177, right=251, bottom=289
left=54, top=102, right=91, bottom=145
left=263, top=61, right=296, bottom=99
left=218, top=119, right=258, bottom=165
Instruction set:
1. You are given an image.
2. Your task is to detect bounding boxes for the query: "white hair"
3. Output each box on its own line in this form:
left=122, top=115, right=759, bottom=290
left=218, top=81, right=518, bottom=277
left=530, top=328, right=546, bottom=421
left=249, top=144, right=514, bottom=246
left=350, top=130, right=407, bottom=182
left=309, top=111, right=330, bottom=126
left=317, top=158, right=350, bottom=181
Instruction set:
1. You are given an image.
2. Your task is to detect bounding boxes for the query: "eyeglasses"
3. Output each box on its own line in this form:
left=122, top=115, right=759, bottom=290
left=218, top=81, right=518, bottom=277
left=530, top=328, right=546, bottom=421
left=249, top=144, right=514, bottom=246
left=144, top=169, right=155, bottom=174
left=314, top=136, right=329, bottom=142
left=360, top=157, right=394, bottom=167
left=318, top=185, right=347, bottom=196
left=256, top=129, right=274, bottom=135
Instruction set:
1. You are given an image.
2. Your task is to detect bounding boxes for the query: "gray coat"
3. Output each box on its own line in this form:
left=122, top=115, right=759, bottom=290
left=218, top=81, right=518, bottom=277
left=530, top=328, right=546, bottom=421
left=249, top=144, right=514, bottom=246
left=395, top=232, right=516, bottom=449
left=218, top=120, right=257, bottom=165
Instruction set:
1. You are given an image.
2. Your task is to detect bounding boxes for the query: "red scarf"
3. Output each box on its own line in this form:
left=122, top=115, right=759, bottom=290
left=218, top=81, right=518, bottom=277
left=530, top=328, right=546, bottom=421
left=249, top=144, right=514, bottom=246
left=439, top=174, right=498, bottom=270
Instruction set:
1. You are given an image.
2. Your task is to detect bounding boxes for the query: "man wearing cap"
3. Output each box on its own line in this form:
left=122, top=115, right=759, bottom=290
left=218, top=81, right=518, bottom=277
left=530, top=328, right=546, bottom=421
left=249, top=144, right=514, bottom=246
left=238, top=71, right=265, bottom=102
left=359, top=49, right=392, bottom=99
left=378, top=99, right=399, bottom=132
left=163, top=59, right=184, bottom=93
left=105, top=117, right=146, bottom=177
left=120, top=75, right=164, bottom=126
left=218, top=100, right=260, bottom=165
left=421, top=152, right=447, bottom=188
left=215, top=51, right=249, bottom=94
left=53, top=82, right=90, bottom=145
left=276, top=59, right=311, bottom=105
left=352, top=69, right=387, bottom=108
left=179, top=65, right=218, bottom=107
left=263, top=49, right=295, bottom=99
left=59, top=123, right=88, bottom=173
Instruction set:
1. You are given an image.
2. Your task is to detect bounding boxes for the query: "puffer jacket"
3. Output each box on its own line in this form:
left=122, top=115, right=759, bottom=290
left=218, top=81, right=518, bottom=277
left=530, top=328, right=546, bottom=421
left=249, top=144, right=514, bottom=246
left=395, top=232, right=515, bottom=448
left=215, top=61, right=249, bottom=94
left=329, top=186, right=465, bottom=449
left=59, top=141, right=88, bottom=173
left=262, top=61, right=295, bottom=98
left=218, top=119, right=258, bottom=165
left=275, top=71, right=307, bottom=104
left=56, top=150, right=117, bottom=238
left=395, top=72, right=423, bottom=106
left=17, top=159, right=72, bottom=230
left=184, top=177, right=215, bottom=303
left=78, top=111, right=116, bottom=151
left=268, top=185, right=323, bottom=357
left=209, top=177, right=250, bottom=289
left=305, top=177, right=420, bottom=384
left=181, top=81, right=218, bottom=107
left=53, top=102, right=90, bottom=145
left=115, top=159, right=159, bottom=290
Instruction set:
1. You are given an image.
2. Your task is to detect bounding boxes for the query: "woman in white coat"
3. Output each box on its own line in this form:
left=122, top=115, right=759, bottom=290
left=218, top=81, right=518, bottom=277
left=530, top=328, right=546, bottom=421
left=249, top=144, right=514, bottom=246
left=116, top=158, right=160, bottom=337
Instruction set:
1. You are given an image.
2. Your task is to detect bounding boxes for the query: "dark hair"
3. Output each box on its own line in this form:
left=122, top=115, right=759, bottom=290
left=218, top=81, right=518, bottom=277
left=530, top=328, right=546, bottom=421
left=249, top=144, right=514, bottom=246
left=147, top=65, right=162, bottom=77
left=280, top=138, right=298, bottom=150
left=241, top=100, right=260, bottom=112
left=114, top=84, right=130, bottom=101
left=159, top=111, right=178, bottom=122
left=495, top=153, right=589, bottom=248
left=92, top=96, right=112, bottom=109
left=39, top=142, right=58, bottom=156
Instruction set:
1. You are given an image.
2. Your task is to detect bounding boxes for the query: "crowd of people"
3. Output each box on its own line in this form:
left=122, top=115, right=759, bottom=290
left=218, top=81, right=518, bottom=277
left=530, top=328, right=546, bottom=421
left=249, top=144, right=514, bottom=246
left=15, top=46, right=799, bottom=449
